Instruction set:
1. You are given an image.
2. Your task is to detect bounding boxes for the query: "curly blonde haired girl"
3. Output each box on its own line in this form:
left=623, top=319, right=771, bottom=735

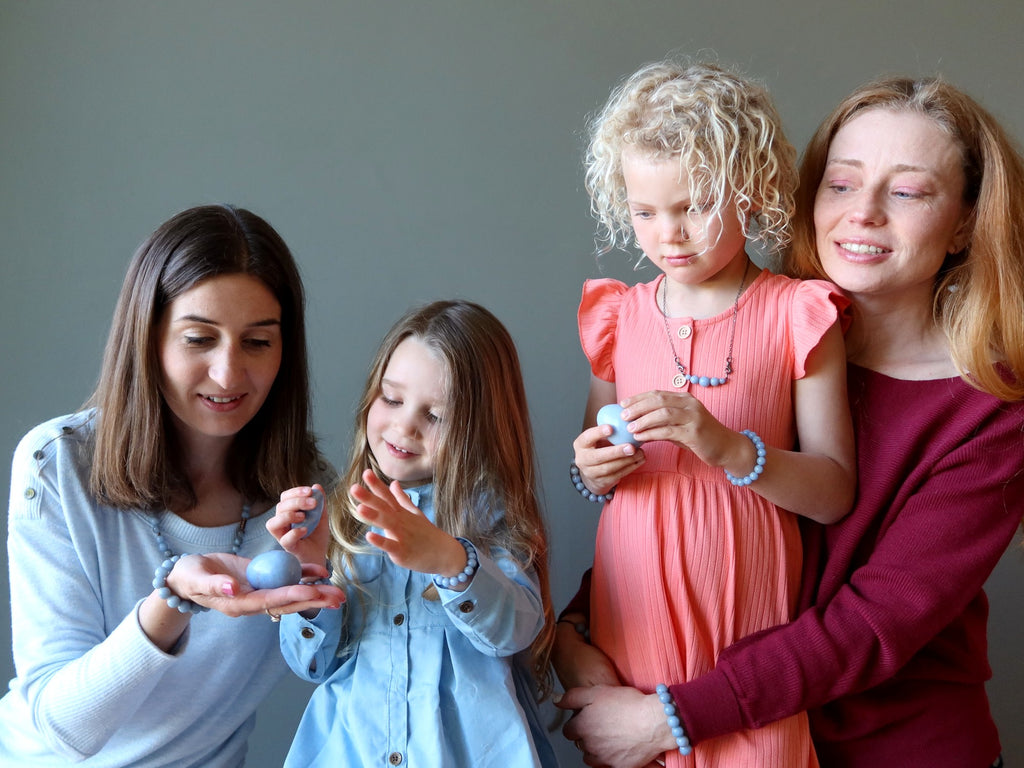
left=586, top=59, right=798, bottom=258
left=556, top=58, right=855, bottom=767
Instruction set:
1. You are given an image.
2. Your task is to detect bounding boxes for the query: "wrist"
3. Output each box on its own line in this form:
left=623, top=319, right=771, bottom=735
left=433, top=538, right=478, bottom=590
left=154, top=554, right=208, bottom=615
left=654, top=685, right=692, bottom=755
left=723, top=429, right=766, bottom=486
left=570, top=462, right=615, bottom=503
left=436, top=536, right=469, bottom=578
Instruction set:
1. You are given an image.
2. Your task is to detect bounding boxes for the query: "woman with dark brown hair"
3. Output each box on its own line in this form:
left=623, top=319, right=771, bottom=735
left=0, top=204, right=343, bottom=767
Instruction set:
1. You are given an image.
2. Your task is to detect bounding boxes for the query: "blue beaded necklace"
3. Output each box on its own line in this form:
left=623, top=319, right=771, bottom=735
left=149, top=503, right=252, bottom=559
left=659, top=260, right=749, bottom=388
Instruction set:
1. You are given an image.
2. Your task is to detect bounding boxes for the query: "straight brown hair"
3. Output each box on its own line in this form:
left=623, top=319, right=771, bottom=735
left=88, top=204, right=318, bottom=510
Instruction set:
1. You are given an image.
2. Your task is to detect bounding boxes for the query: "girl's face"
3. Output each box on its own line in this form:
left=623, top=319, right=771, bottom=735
left=366, top=336, right=448, bottom=488
left=622, top=148, right=749, bottom=292
left=814, top=108, right=971, bottom=303
left=158, top=273, right=283, bottom=452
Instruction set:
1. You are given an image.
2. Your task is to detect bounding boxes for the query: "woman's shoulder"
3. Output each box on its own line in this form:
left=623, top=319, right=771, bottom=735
left=311, top=454, right=342, bottom=492
left=14, top=409, right=97, bottom=463
left=852, top=365, right=1024, bottom=443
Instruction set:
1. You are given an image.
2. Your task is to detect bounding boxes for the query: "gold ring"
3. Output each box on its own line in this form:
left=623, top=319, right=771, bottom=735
left=265, top=608, right=281, bottom=622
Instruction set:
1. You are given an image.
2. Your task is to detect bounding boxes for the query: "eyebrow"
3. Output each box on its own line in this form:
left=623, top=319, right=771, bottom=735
left=826, top=158, right=931, bottom=174
left=174, top=314, right=281, bottom=328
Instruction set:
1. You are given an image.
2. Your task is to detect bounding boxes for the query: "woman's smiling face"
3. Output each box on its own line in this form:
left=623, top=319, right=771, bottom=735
left=157, top=273, right=282, bottom=452
left=813, top=108, right=971, bottom=302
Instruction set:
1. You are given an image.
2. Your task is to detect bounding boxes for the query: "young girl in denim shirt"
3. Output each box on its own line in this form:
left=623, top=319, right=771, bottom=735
left=270, top=299, right=556, bottom=768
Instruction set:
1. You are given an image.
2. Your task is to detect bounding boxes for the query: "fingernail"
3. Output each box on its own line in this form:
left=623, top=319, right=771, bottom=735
left=221, top=582, right=235, bottom=597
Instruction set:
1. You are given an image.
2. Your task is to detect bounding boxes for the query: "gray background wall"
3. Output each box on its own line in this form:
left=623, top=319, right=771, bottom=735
left=2, top=2, right=1021, bottom=766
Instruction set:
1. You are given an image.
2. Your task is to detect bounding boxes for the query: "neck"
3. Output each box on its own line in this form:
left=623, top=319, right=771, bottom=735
left=170, top=429, right=244, bottom=525
left=661, top=257, right=751, bottom=319
left=846, top=291, right=957, bottom=380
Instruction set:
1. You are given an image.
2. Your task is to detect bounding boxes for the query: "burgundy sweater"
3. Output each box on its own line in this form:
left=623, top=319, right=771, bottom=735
left=566, top=365, right=1024, bottom=767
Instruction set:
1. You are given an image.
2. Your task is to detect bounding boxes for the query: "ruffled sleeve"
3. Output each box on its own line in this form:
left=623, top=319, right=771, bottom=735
left=577, top=278, right=629, bottom=381
left=790, top=279, right=851, bottom=379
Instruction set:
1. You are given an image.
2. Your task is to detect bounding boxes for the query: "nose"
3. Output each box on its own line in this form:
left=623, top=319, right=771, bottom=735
left=847, top=188, right=886, bottom=226
left=209, top=344, right=245, bottom=389
left=392, top=410, right=421, bottom=439
left=660, top=214, right=688, bottom=242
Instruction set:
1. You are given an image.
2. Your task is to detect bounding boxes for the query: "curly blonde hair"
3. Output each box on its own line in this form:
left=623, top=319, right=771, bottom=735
left=788, top=75, right=1024, bottom=401
left=585, top=58, right=798, bottom=257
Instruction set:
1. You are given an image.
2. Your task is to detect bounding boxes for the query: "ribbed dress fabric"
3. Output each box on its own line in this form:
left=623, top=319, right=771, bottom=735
left=579, top=269, right=844, bottom=767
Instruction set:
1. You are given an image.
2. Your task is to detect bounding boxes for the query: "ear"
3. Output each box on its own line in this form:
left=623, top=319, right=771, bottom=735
left=948, top=205, right=975, bottom=254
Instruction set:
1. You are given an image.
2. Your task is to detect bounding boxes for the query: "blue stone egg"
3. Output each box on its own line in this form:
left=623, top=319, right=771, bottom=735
left=246, top=550, right=302, bottom=590
left=290, top=486, right=325, bottom=539
left=596, top=403, right=641, bottom=446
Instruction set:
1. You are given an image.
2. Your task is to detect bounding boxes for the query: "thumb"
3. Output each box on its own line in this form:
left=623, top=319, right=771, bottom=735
left=554, top=685, right=597, bottom=711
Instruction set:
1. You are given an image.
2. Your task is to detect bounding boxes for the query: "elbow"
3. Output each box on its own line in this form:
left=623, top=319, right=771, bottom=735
left=816, top=470, right=857, bottom=524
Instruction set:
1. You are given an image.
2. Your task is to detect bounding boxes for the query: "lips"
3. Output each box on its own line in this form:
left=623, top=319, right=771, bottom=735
left=199, top=393, right=246, bottom=412
left=385, top=440, right=418, bottom=459
left=839, top=242, right=889, bottom=255
left=204, top=395, right=242, bottom=404
left=663, top=254, right=696, bottom=265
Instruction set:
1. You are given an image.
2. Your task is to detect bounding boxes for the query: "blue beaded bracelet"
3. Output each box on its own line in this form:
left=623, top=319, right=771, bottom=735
left=433, top=538, right=479, bottom=589
left=153, top=555, right=210, bottom=615
left=655, top=684, right=692, bottom=756
left=724, top=429, right=766, bottom=486
left=570, top=462, right=615, bottom=503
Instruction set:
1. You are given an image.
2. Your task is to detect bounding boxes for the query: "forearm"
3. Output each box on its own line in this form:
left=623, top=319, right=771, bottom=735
left=731, top=446, right=855, bottom=523
left=28, top=603, right=179, bottom=758
left=137, top=591, right=194, bottom=652
left=441, top=546, right=545, bottom=656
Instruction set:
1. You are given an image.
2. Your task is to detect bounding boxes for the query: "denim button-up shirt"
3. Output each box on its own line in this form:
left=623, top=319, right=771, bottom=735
left=279, top=484, right=556, bottom=767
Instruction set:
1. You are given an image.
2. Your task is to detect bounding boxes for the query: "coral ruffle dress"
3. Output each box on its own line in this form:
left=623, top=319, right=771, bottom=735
left=581, top=270, right=845, bottom=767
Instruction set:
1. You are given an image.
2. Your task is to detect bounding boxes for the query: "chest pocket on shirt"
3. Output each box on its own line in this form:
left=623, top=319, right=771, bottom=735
left=347, top=552, right=385, bottom=584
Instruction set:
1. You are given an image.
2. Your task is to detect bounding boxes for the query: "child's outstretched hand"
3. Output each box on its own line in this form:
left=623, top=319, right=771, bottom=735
left=350, top=469, right=468, bottom=580
left=268, top=484, right=331, bottom=566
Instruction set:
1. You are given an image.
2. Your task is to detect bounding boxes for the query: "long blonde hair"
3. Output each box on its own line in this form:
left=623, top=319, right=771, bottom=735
left=789, top=76, right=1024, bottom=401
left=328, top=300, right=554, bottom=694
